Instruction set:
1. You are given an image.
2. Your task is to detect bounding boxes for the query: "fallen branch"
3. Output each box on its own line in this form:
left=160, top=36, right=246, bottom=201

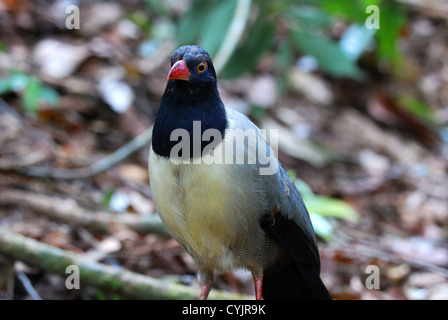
left=0, top=189, right=166, bottom=235
left=0, top=255, right=14, bottom=299
left=324, top=227, right=448, bottom=278
left=0, top=228, right=249, bottom=300
left=11, top=125, right=153, bottom=179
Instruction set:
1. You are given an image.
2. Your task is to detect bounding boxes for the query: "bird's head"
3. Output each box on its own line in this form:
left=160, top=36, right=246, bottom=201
left=167, top=45, right=217, bottom=85
left=153, top=45, right=226, bottom=159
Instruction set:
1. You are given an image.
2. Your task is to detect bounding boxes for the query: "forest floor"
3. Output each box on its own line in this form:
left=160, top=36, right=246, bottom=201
left=1, top=1, right=448, bottom=300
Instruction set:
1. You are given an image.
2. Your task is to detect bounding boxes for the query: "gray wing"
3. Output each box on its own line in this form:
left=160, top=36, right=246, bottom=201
left=225, top=107, right=321, bottom=271
left=264, top=166, right=321, bottom=271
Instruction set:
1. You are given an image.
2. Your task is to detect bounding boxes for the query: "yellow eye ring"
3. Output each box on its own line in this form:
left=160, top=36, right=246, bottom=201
left=197, top=62, right=207, bottom=73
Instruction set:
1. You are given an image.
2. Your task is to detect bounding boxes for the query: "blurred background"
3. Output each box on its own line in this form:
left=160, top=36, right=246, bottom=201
left=0, top=0, right=448, bottom=300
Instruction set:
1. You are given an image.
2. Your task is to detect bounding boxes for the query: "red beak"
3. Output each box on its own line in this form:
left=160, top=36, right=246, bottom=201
left=167, top=60, right=191, bottom=80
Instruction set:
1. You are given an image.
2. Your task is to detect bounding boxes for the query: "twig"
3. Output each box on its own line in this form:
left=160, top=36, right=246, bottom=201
left=213, top=0, right=252, bottom=75
left=16, top=270, right=42, bottom=300
left=0, top=150, right=48, bottom=170
left=0, top=255, right=14, bottom=299
left=0, top=97, right=53, bottom=168
left=0, top=228, right=251, bottom=300
left=324, top=228, right=448, bottom=278
left=15, top=125, right=153, bottom=179
left=0, top=189, right=166, bottom=235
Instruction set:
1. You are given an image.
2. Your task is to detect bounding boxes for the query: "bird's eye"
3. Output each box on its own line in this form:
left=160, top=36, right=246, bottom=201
left=197, top=62, right=207, bottom=73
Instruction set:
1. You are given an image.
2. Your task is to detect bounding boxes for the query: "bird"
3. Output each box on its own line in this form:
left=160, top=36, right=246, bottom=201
left=148, top=45, right=331, bottom=300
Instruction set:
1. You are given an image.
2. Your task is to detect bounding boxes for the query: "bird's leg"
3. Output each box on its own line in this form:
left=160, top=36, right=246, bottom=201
left=253, top=274, right=263, bottom=300
left=199, top=282, right=213, bottom=300
left=198, top=269, right=214, bottom=300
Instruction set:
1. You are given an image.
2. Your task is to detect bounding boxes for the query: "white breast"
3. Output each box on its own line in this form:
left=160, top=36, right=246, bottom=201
left=148, top=109, right=277, bottom=271
left=148, top=142, right=252, bottom=270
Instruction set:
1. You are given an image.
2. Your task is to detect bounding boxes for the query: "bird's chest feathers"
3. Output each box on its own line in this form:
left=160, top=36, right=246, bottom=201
left=149, top=147, right=238, bottom=265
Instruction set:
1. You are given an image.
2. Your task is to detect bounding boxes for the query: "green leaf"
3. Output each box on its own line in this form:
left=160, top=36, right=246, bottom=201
left=96, top=289, right=106, bottom=300
left=339, top=23, right=376, bottom=61
left=250, top=105, right=269, bottom=123
left=39, top=86, right=60, bottom=107
left=275, top=40, right=295, bottom=72
left=293, top=177, right=360, bottom=223
left=0, top=78, right=11, bottom=95
left=291, top=31, right=364, bottom=79
left=361, top=0, right=381, bottom=7
left=101, top=189, right=115, bottom=209
left=285, top=5, right=333, bottom=31
left=9, top=71, right=29, bottom=92
left=127, top=12, right=151, bottom=35
left=177, top=0, right=217, bottom=47
left=321, top=0, right=406, bottom=69
left=321, top=0, right=381, bottom=23
left=144, top=0, right=171, bottom=17
left=287, top=169, right=297, bottom=181
left=275, top=40, right=295, bottom=93
left=198, top=0, right=237, bottom=56
left=305, top=196, right=360, bottom=223
left=293, top=178, right=316, bottom=199
left=374, top=3, right=406, bottom=68
left=310, top=213, right=334, bottom=242
left=397, top=95, right=436, bottom=124
left=21, top=77, right=59, bottom=114
left=221, top=16, right=275, bottom=78
left=321, top=0, right=365, bottom=23
left=22, top=78, right=42, bottom=114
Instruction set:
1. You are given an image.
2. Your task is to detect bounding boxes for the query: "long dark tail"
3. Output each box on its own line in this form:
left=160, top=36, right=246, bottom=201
left=262, top=256, right=332, bottom=300
left=260, top=209, right=332, bottom=300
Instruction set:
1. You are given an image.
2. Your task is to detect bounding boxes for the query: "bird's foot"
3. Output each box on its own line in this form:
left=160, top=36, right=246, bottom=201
left=199, top=282, right=213, bottom=300
left=253, top=275, right=263, bottom=300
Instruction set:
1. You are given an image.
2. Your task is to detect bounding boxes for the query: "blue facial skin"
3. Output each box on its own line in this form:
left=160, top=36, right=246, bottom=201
left=169, top=45, right=217, bottom=83
left=152, top=46, right=227, bottom=159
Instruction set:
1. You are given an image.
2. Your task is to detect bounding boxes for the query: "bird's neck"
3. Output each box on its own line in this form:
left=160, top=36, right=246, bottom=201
left=152, top=81, right=228, bottom=159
